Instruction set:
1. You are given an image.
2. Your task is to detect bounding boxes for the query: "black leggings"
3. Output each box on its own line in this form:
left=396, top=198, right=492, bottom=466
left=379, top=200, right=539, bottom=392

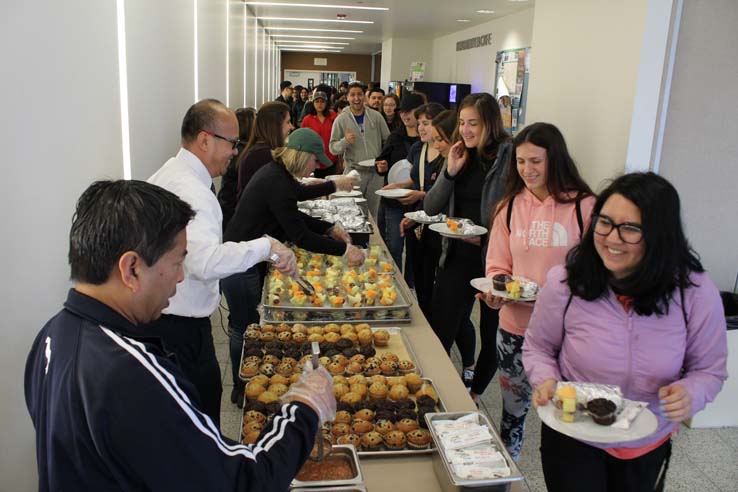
left=430, top=252, right=499, bottom=395
left=541, top=423, right=671, bottom=492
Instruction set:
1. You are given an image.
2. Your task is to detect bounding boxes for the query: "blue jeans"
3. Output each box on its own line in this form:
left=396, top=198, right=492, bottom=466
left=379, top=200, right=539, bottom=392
left=377, top=201, right=405, bottom=271
left=220, top=267, right=263, bottom=387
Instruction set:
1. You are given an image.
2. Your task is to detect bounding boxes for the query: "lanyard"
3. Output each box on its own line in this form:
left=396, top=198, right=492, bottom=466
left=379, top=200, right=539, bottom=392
left=418, top=143, right=428, bottom=190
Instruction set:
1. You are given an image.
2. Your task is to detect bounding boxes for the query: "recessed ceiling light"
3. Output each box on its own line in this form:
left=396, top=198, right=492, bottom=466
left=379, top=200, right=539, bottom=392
left=277, top=44, right=345, bottom=49
left=456, top=19, right=471, bottom=22
left=276, top=40, right=349, bottom=45
left=476, top=10, right=495, bottom=14
left=245, top=2, right=388, bottom=10
left=266, top=27, right=364, bottom=33
left=257, top=17, right=373, bottom=24
left=272, top=34, right=356, bottom=40
left=280, top=48, right=342, bottom=53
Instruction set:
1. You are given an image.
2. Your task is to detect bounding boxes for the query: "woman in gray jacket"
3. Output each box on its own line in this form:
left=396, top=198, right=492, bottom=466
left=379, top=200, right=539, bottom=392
left=424, top=92, right=511, bottom=403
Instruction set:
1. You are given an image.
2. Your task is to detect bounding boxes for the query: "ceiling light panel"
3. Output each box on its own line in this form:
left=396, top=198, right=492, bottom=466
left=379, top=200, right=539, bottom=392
left=245, top=2, right=387, bottom=10
left=257, top=17, right=373, bottom=24
left=280, top=48, right=342, bottom=53
left=276, top=40, right=349, bottom=45
left=277, top=44, right=345, bottom=49
left=266, top=27, right=364, bottom=33
left=272, top=35, right=356, bottom=39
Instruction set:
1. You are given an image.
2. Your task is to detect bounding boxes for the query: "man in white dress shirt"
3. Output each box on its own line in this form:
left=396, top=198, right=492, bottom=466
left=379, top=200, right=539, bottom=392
left=147, top=99, right=296, bottom=424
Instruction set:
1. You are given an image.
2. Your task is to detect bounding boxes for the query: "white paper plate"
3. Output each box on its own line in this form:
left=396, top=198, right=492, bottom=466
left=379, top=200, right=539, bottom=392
left=469, top=277, right=536, bottom=302
left=376, top=188, right=412, bottom=199
left=403, top=211, right=445, bottom=224
left=331, top=190, right=362, bottom=198
left=428, top=222, right=487, bottom=238
left=387, top=159, right=412, bottom=184
left=300, top=177, right=326, bottom=185
left=357, top=158, right=376, bottom=168
left=536, top=401, right=658, bottom=443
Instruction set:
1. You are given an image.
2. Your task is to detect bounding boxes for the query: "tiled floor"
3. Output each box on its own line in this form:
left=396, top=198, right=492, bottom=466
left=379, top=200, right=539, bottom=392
left=212, top=304, right=738, bottom=491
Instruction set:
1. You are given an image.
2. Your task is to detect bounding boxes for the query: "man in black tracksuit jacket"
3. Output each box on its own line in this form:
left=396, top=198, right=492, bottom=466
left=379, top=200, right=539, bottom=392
left=25, top=180, right=333, bottom=492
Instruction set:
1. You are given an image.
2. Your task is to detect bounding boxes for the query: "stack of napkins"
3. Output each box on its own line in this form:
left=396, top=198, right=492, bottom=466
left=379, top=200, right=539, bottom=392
left=431, top=414, right=511, bottom=479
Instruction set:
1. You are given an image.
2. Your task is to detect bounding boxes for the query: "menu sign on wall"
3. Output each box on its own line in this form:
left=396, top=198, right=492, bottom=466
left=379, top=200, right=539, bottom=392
left=456, top=33, right=492, bottom=52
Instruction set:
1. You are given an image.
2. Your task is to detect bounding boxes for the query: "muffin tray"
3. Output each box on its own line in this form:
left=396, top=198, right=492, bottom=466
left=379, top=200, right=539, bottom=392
left=240, top=377, right=446, bottom=459
left=238, top=325, right=422, bottom=382
left=259, top=278, right=412, bottom=324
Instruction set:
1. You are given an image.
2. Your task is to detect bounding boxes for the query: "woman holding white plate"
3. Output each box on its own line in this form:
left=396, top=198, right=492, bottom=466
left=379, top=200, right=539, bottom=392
left=522, top=172, right=727, bottom=491
left=424, top=93, right=511, bottom=402
left=481, top=122, right=595, bottom=460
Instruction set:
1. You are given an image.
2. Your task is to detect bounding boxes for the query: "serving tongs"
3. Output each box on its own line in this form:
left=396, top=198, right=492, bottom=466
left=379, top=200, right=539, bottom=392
left=309, top=341, right=332, bottom=462
left=269, top=253, right=316, bottom=296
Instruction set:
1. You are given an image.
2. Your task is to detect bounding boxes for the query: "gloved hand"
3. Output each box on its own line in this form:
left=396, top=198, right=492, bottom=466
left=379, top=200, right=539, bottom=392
left=344, top=244, right=365, bottom=266
left=331, top=176, right=356, bottom=192
left=328, top=224, right=352, bottom=244
left=282, top=362, right=336, bottom=424
left=267, top=237, right=297, bottom=277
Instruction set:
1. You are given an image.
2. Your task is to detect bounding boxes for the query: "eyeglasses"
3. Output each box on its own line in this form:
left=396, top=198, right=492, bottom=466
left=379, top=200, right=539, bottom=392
left=593, top=214, right=644, bottom=244
left=202, top=130, right=242, bottom=150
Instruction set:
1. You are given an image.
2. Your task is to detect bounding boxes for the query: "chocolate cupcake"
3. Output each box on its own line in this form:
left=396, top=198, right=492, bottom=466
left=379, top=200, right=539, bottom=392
left=587, top=398, right=617, bottom=425
left=361, top=345, right=377, bottom=358
left=335, top=338, right=353, bottom=350
left=492, top=274, right=511, bottom=291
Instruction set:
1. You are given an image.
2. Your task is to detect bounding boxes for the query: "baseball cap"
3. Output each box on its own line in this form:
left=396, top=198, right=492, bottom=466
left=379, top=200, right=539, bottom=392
left=285, top=128, right=332, bottom=167
left=313, top=91, right=328, bottom=101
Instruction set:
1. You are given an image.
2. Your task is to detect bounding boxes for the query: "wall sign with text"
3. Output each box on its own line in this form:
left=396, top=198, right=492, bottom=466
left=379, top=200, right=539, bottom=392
left=456, top=33, right=493, bottom=52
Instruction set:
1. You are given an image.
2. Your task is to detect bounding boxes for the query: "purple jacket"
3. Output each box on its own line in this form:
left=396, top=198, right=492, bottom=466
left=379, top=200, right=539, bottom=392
left=523, top=265, right=728, bottom=449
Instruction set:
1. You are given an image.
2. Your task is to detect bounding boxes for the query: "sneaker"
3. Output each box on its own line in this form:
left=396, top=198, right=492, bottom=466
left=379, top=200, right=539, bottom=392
left=231, top=386, right=245, bottom=409
left=462, top=368, right=475, bottom=388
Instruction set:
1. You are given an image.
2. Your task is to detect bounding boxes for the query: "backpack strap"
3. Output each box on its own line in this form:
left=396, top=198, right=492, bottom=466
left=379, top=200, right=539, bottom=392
left=562, top=292, right=574, bottom=332
left=506, top=195, right=515, bottom=231
left=575, top=197, right=584, bottom=237
left=680, top=285, right=688, bottom=327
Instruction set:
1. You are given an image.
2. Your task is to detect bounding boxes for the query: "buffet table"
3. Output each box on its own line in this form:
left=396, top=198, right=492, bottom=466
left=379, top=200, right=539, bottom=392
left=247, top=204, right=525, bottom=491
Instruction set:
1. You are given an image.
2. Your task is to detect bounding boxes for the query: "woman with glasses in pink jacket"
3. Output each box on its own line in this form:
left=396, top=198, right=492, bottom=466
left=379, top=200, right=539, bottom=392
left=523, top=172, right=728, bottom=492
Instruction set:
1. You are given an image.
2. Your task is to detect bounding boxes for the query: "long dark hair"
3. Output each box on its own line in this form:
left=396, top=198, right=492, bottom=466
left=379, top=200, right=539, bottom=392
left=431, top=110, right=457, bottom=143
left=453, top=93, right=509, bottom=161
left=496, top=122, right=592, bottom=218
left=566, top=172, right=703, bottom=316
left=238, top=102, right=290, bottom=169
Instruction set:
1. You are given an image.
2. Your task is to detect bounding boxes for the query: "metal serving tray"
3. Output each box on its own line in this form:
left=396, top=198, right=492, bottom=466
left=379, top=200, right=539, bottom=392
left=291, top=444, right=364, bottom=489
left=425, top=412, right=524, bottom=491
left=356, top=377, right=446, bottom=458
left=291, top=486, right=367, bottom=492
left=237, top=325, right=421, bottom=382
left=260, top=269, right=413, bottom=324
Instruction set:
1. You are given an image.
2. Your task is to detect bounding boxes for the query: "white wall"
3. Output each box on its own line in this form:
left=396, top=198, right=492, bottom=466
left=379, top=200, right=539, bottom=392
left=524, top=0, right=648, bottom=189
left=658, top=0, right=738, bottom=291
left=0, top=2, right=124, bottom=490
left=380, top=38, right=394, bottom=88
left=428, top=8, right=534, bottom=92
left=0, top=1, right=279, bottom=489
left=125, top=0, right=194, bottom=180
left=381, top=37, right=432, bottom=85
